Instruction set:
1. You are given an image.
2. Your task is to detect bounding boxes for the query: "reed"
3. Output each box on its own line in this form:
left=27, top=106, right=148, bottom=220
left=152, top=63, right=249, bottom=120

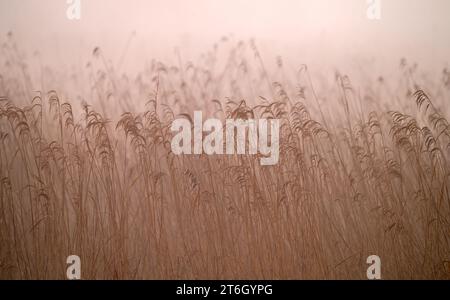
left=0, top=37, right=449, bottom=279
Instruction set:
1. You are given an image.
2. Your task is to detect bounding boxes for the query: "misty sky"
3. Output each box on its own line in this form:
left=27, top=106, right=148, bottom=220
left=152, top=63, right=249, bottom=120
left=1, top=0, right=449, bottom=70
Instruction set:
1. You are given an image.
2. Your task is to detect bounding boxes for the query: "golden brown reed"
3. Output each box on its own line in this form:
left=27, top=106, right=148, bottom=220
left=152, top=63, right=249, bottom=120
left=0, top=37, right=449, bottom=279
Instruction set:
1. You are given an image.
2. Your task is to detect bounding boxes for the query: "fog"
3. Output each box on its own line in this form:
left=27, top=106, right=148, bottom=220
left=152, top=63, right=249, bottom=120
left=1, top=0, right=449, bottom=74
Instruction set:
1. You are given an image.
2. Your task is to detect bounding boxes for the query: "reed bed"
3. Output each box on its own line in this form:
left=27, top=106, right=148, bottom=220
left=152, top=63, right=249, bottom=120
left=0, top=37, right=449, bottom=279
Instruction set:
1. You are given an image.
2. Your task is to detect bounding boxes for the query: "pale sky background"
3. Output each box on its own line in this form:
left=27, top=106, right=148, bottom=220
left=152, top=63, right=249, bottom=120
left=0, top=0, right=449, bottom=72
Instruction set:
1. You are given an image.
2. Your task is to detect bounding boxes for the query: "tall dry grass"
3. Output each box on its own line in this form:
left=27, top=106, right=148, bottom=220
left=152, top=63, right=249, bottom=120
left=0, top=36, right=449, bottom=279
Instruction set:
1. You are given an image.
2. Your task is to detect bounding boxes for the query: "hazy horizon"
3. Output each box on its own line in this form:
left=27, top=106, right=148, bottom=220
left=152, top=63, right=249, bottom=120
left=1, top=0, right=449, bottom=71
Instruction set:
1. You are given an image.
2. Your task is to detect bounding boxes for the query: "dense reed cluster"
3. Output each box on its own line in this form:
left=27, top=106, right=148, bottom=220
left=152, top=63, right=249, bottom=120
left=0, top=36, right=449, bottom=279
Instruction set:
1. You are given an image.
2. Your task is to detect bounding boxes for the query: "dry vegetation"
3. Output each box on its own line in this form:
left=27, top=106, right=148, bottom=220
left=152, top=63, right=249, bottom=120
left=0, top=35, right=449, bottom=279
